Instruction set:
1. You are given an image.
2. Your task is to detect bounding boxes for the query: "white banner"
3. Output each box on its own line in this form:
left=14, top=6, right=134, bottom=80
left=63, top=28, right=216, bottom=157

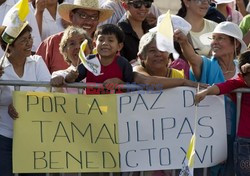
left=118, top=87, right=227, bottom=172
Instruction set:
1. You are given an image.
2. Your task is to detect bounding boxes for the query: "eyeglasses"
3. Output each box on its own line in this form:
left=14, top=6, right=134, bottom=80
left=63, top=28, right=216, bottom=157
left=74, top=11, right=99, bottom=21
left=127, top=1, right=152, bottom=9
left=193, top=0, right=211, bottom=5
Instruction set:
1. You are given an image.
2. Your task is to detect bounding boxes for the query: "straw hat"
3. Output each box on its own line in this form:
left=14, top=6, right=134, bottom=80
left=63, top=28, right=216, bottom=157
left=200, top=21, right=247, bottom=54
left=58, top=0, right=113, bottom=23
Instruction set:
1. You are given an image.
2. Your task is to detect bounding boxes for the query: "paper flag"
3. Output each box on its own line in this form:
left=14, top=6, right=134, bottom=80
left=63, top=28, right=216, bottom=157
left=78, top=39, right=102, bottom=76
left=186, top=134, right=196, bottom=168
left=179, top=134, right=196, bottom=176
left=1, top=0, right=29, bottom=44
left=156, top=10, right=179, bottom=59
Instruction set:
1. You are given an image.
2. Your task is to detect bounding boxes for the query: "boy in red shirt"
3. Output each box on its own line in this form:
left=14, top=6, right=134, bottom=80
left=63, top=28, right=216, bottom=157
left=64, top=24, right=133, bottom=94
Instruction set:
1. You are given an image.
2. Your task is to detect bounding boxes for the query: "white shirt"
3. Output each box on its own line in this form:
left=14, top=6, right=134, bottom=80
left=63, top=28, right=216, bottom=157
left=0, top=1, right=42, bottom=56
left=0, top=55, right=51, bottom=138
left=30, top=5, right=65, bottom=40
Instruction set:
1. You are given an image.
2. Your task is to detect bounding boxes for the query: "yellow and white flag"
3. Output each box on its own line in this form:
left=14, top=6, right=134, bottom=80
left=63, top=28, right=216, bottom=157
left=179, top=135, right=195, bottom=176
left=186, top=134, right=196, bottom=169
left=1, top=0, right=29, bottom=44
left=156, top=10, right=179, bottom=59
left=78, top=39, right=102, bottom=76
left=179, top=85, right=200, bottom=176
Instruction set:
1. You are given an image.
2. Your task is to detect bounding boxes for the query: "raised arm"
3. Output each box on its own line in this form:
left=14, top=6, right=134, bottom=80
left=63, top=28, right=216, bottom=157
left=174, top=29, right=203, bottom=81
left=34, top=0, right=46, bottom=36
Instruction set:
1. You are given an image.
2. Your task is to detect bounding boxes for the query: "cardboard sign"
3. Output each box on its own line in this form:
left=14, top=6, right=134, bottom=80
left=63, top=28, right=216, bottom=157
left=13, top=87, right=227, bottom=173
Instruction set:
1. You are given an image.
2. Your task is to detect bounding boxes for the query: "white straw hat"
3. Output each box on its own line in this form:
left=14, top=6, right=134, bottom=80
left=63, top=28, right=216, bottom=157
left=58, top=0, right=113, bottom=23
left=149, top=14, right=191, bottom=36
left=200, top=21, right=247, bottom=54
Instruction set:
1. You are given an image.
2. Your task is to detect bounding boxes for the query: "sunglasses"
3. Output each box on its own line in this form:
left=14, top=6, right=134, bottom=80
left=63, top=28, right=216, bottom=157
left=127, top=1, right=152, bottom=9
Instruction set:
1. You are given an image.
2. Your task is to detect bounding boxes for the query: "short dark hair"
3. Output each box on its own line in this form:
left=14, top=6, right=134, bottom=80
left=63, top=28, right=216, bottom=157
left=0, top=24, right=32, bottom=52
left=94, top=24, right=125, bottom=44
left=239, top=50, right=250, bottom=74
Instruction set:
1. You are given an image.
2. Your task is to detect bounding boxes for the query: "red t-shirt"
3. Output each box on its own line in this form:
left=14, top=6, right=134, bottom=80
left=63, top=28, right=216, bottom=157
left=76, top=54, right=133, bottom=94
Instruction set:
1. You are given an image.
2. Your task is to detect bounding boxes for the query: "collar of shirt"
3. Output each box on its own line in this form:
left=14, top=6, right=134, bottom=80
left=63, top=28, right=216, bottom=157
left=1, top=56, right=34, bottom=68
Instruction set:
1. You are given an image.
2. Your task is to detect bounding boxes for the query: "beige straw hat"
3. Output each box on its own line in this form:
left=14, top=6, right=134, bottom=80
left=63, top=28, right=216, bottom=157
left=58, top=0, right=113, bottom=23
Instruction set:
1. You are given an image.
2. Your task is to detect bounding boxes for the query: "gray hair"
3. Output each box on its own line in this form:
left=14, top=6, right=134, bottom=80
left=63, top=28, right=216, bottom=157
left=138, top=31, right=157, bottom=59
left=59, top=26, right=92, bottom=64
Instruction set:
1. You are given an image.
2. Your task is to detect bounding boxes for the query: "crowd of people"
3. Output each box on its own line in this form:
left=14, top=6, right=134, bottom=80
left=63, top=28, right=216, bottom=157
left=0, top=0, right=250, bottom=175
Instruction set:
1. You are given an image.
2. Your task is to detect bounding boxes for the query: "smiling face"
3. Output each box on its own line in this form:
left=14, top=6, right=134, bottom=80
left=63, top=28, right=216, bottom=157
left=64, top=34, right=87, bottom=66
left=96, top=34, right=123, bottom=60
left=184, top=0, right=210, bottom=17
left=141, top=40, right=169, bottom=73
left=210, top=33, right=236, bottom=58
left=70, top=9, right=100, bottom=36
left=125, top=0, right=150, bottom=22
left=9, top=31, right=33, bottom=58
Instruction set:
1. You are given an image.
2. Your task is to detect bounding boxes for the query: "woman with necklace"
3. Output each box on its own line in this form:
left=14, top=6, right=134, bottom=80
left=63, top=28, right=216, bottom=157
left=134, top=31, right=184, bottom=80
left=175, top=21, right=247, bottom=176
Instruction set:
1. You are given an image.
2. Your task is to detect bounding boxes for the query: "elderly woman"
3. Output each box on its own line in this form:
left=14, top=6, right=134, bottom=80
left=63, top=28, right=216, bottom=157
left=133, top=31, right=205, bottom=91
left=133, top=31, right=202, bottom=176
left=134, top=31, right=184, bottom=79
left=175, top=21, right=247, bottom=176
left=0, top=24, right=51, bottom=175
left=50, top=25, right=92, bottom=93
